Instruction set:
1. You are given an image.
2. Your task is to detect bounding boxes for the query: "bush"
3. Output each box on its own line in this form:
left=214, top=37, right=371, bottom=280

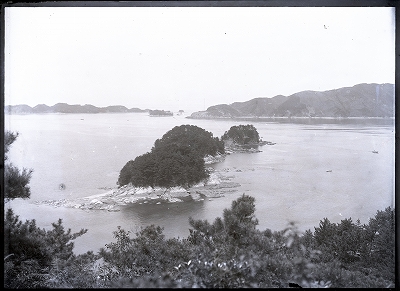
left=4, top=208, right=95, bottom=288
left=95, top=195, right=395, bottom=288
left=5, top=195, right=395, bottom=288
left=4, top=131, right=33, bottom=200
left=99, top=225, right=192, bottom=284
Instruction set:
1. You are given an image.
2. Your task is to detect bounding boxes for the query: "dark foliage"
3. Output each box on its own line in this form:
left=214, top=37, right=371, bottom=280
left=4, top=131, right=19, bottom=159
left=118, top=145, right=209, bottom=189
left=4, top=208, right=97, bottom=288
left=99, top=225, right=192, bottom=283
left=149, top=109, right=173, bottom=116
left=300, top=207, right=395, bottom=284
left=153, top=124, right=225, bottom=156
left=4, top=163, right=33, bottom=200
left=4, top=131, right=33, bottom=200
left=98, top=195, right=395, bottom=288
left=221, top=124, right=261, bottom=145
left=4, top=194, right=395, bottom=288
left=118, top=125, right=224, bottom=188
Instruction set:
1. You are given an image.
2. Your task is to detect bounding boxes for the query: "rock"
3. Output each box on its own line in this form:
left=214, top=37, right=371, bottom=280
left=90, top=199, right=103, bottom=205
left=204, top=154, right=226, bottom=164
left=37, top=169, right=241, bottom=211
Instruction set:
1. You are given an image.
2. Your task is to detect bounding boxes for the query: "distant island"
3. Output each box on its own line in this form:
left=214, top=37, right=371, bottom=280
left=187, top=83, right=394, bottom=119
left=5, top=103, right=148, bottom=114
left=6, top=83, right=394, bottom=118
left=149, top=109, right=174, bottom=117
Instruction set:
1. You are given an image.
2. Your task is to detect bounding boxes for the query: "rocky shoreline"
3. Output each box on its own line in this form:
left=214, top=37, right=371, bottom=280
left=35, top=143, right=274, bottom=211
left=224, top=140, right=276, bottom=153
left=35, top=170, right=241, bottom=212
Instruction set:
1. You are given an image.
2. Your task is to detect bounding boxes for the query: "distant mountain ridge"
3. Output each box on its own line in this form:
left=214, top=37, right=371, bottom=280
left=188, top=83, right=394, bottom=119
left=5, top=103, right=147, bottom=114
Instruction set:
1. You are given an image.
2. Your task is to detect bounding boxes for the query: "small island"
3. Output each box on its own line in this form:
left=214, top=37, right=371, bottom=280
left=38, top=124, right=275, bottom=210
left=118, top=124, right=224, bottom=189
left=221, top=124, right=275, bottom=153
left=149, top=109, right=174, bottom=116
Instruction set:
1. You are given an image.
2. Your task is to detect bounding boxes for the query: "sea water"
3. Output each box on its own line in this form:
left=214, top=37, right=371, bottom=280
left=4, top=113, right=395, bottom=254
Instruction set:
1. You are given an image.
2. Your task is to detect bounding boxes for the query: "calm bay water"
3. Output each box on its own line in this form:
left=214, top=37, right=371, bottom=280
left=5, top=113, right=395, bottom=254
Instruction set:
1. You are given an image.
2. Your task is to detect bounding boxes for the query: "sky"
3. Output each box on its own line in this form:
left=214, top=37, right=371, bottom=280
left=4, top=6, right=395, bottom=112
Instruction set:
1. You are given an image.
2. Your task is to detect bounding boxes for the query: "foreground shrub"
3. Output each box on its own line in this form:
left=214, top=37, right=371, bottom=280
left=4, top=196, right=395, bottom=288
left=4, top=208, right=100, bottom=288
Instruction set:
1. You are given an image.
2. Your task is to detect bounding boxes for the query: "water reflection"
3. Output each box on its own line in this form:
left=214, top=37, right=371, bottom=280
left=232, top=117, right=394, bottom=126
left=120, top=197, right=206, bottom=239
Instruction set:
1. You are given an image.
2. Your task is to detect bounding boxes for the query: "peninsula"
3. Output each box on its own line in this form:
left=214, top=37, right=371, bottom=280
left=187, top=83, right=394, bottom=119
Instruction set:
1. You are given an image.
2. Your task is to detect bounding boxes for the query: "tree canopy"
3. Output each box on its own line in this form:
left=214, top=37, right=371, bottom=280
left=4, top=131, right=33, bottom=200
left=153, top=124, right=225, bottom=157
left=118, top=125, right=224, bottom=188
left=4, top=193, right=395, bottom=288
left=221, top=124, right=261, bottom=145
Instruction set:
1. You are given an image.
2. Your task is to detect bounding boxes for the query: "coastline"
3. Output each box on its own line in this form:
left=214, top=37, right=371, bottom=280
left=36, top=170, right=241, bottom=211
left=186, top=115, right=395, bottom=126
left=35, top=144, right=271, bottom=211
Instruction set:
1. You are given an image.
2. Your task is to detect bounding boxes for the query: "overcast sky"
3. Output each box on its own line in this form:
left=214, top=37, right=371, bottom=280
left=4, top=6, right=395, bottom=112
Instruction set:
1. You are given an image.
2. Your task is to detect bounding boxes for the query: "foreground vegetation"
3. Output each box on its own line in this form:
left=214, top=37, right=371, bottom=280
left=4, top=130, right=396, bottom=288
left=4, top=131, right=33, bottom=201
left=4, top=194, right=395, bottom=288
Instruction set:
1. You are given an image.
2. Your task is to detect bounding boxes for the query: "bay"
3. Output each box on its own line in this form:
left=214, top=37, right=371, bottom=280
left=4, top=113, right=395, bottom=254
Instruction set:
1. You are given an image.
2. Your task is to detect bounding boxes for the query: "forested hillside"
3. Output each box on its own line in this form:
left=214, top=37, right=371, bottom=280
left=188, top=83, right=394, bottom=119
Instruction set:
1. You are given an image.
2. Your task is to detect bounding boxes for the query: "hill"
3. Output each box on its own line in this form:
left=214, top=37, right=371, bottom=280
left=188, top=83, right=394, bottom=119
left=5, top=103, right=147, bottom=114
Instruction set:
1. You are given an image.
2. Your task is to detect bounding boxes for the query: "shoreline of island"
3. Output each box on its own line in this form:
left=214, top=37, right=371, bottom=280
left=35, top=169, right=241, bottom=211
left=34, top=143, right=273, bottom=211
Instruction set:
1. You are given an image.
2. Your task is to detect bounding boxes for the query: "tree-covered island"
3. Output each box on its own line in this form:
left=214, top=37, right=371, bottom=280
left=118, top=125, right=225, bottom=189
left=222, top=124, right=261, bottom=145
left=148, top=109, right=174, bottom=116
left=117, top=124, right=271, bottom=190
left=221, top=124, right=276, bottom=153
